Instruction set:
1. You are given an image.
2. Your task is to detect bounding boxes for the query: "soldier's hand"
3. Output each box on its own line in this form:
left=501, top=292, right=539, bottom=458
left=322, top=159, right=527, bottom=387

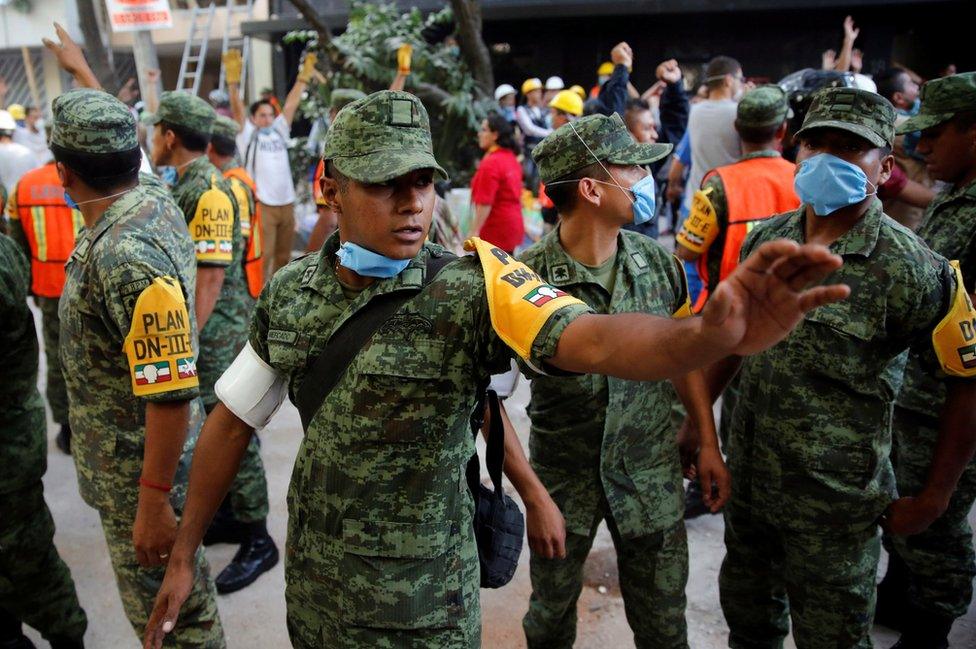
left=223, top=49, right=243, bottom=86
left=143, top=558, right=194, bottom=649
left=133, top=490, right=178, bottom=567
left=882, top=495, right=946, bottom=536
left=676, top=417, right=700, bottom=479
left=525, top=493, right=567, bottom=560
left=697, top=446, right=731, bottom=513
left=702, top=239, right=849, bottom=357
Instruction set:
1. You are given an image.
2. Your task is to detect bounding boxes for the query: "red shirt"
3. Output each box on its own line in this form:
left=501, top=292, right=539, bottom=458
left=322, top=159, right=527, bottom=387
left=471, top=147, right=524, bottom=252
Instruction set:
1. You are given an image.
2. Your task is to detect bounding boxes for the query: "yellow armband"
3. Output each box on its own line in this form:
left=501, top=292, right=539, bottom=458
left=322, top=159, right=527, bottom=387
left=189, top=176, right=234, bottom=263
left=672, top=255, right=693, bottom=319
left=123, top=276, right=199, bottom=396
left=675, top=187, right=719, bottom=254
left=464, top=237, right=587, bottom=360
left=932, top=261, right=976, bottom=377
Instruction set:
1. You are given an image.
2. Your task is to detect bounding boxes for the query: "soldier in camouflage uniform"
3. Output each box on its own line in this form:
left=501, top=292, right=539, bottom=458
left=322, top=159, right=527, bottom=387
left=875, top=72, right=976, bottom=649
left=143, top=90, right=851, bottom=649
left=54, top=88, right=225, bottom=647
left=713, top=87, right=976, bottom=649
left=517, top=113, right=728, bottom=649
left=0, top=232, right=87, bottom=648
left=143, top=93, right=278, bottom=594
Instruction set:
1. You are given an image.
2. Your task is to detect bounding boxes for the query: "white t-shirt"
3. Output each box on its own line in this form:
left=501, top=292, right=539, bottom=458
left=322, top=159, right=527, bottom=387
left=13, top=126, right=52, bottom=164
left=684, top=99, right=742, bottom=212
left=0, top=141, right=39, bottom=194
left=237, top=114, right=296, bottom=206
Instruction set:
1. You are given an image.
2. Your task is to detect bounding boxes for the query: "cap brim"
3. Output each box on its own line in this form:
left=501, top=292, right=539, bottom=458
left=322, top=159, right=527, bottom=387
left=896, top=112, right=954, bottom=135
left=140, top=111, right=161, bottom=126
left=331, top=149, right=449, bottom=184
left=605, top=141, right=674, bottom=167
left=795, top=120, right=888, bottom=148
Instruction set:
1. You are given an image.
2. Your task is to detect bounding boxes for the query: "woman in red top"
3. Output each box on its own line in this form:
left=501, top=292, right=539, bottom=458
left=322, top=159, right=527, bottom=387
left=470, top=113, right=525, bottom=253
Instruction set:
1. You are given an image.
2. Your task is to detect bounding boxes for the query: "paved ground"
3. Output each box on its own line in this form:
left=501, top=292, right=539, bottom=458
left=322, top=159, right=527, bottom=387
left=21, top=301, right=976, bottom=648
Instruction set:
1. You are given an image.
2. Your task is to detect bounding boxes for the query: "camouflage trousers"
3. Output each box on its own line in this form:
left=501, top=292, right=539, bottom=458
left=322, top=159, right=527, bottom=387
left=523, top=514, right=689, bottom=649
left=0, top=481, right=87, bottom=642
left=203, top=403, right=269, bottom=523
left=720, top=503, right=879, bottom=649
left=99, top=513, right=225, bottom=647
left=37, top=296, right=69, bottom=425
left=884, top=407, right=976, bottom=619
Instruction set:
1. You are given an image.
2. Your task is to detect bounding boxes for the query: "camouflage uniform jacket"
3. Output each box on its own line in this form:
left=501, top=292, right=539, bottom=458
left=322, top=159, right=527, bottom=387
left=171, top=157, right=249, bottom=404
left=0, top=233, right=46, bottom=493
left=249, top=232, right=589, bottom=642
left=896, top=178, right=976, bottom=419
left=59, top=183, right=203, bottom=513
left=731, top=199, right=956, bottom=533
left=519, top=228, right=689, bottom=538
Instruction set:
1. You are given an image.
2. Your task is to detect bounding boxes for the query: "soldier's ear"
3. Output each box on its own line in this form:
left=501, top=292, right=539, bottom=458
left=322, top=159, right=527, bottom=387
left=55, top=161, right=71, bottom=188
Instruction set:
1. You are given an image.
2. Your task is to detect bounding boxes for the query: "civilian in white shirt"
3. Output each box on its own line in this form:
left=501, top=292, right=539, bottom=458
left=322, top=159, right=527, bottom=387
left=0, top=110, right=39, bottom=194
left=227, top=50, right=318, bottom=281
left=13, top=106, right=52, bottom=164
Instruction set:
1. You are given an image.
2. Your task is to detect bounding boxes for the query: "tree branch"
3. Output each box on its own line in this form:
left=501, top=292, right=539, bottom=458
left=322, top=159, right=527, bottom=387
left=76, top=0, right=120, bottom=93
left=448, top=0, right=493, bottom=98
left=284, top=0, right=335, bottom=72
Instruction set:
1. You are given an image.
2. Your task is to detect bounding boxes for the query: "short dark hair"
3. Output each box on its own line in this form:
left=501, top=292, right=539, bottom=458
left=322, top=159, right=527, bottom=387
left=875, top=67, right=909, bottom=102
left=51, top=143, right=141, bottom=192
left=545, top=162, right=610, bottom=214
left=735, top=120, right=782, bottom=145
left=625, top=98, right=651, bottom=114
left=486, top=112, right=521, bottom=154
left=249, top=99, right=273, bottom=116
left=324, top=160, right=349, bottom=192
left=210, top=133, right=237, bottom=157
left=705, top=56, right=742, bottom=90
left=160, top=121, right=210, bottom=153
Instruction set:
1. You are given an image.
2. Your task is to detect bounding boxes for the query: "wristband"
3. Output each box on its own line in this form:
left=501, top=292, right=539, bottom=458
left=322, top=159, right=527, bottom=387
left=139, top=477, right=173, bottom=493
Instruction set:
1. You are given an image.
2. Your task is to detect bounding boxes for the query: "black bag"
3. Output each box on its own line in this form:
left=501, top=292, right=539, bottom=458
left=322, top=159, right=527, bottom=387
left=466, top=389, right=525, bottom=588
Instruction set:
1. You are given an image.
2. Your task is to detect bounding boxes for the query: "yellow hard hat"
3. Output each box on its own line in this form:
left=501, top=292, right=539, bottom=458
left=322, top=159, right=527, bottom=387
left=548, top=90, right=583, bottom=117
left=597, top=62, right=615, bottom=77
left=521, top=78, right=543, bottom=95
left=7, top=104, right=25, bottom=121
left=568, top=85, right=586, bottom=101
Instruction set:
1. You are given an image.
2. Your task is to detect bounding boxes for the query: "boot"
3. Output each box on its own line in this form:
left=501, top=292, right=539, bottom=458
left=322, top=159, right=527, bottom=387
left=203, top=498, right=248, bottom=546
left=875, top=552, right=911, bottom=631
left=55, top=424, right=71, bottom=455
left=215, top=522, right=279, bottom=594
left=890, top=607, right=953, bottom=649
left=684, top=479, right=710, bottom=519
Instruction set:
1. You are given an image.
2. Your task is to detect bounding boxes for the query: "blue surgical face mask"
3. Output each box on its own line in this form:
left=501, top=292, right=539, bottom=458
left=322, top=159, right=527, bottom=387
left=259, top=126, right=274, bottom=136
left=794, top=153, right=878, bottom=217
left=64, top=192, right=79, bottom=210
left=159, top=166, right=177, bottom=186
left=336, top=241, right=411, bottom=278
left=500, top=106, right=516, bottom=122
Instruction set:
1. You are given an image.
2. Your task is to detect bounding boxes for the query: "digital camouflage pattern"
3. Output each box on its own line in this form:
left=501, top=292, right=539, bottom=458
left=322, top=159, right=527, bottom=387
left=172, top=156, right=248, bottom=408
left=885, top=177, right=976, bottom=620
left=50, top=88, right=138, bottom=153
left=0, top=233, right=87, bottom=642
left=532, top=113, right=671, bottom=184
left=212, top=115, right=241, bottom=140
left=722, top=200, right=956, bottom=647
left=518, top=228, right=689, bottom=648
left=736, top=84, right=790, bottom=128
left=796, top=87, right=896, bottom=148
left=897, top=72, right=976, bottom=134
left=330, top=88, right=367, bottom=112
left=141, top=91, right=217, bottom=136
left=248, top=232, right=588, bottom=648
left=58, top=181, right=224, bottom=645
left=323, top=90, right=448, bottom=183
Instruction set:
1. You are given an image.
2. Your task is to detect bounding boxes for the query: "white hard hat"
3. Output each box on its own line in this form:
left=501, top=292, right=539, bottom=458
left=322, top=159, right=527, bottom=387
left=494, top=83, right=517, bottom=101
left=0, top=110, right=16, bottom=131
left=545, top=76, right=565, bottom=91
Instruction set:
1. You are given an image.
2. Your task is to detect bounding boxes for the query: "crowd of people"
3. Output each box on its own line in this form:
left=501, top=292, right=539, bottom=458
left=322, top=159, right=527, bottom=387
left=0, top=12, right=974, bottom=649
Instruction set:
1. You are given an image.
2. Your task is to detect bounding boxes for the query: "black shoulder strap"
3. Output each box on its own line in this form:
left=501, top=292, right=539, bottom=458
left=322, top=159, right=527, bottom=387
left=294, top=251, right=456, bottom=431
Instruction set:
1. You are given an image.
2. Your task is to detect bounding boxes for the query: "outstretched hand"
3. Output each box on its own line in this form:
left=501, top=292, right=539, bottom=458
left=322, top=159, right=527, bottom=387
left=42, top=22, right=100, bottom=89
left=701, top=239, right=849, bottom=356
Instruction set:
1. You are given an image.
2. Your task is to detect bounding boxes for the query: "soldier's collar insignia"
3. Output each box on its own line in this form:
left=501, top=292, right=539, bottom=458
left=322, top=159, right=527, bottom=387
left=550, top=263, right=571, bottom=284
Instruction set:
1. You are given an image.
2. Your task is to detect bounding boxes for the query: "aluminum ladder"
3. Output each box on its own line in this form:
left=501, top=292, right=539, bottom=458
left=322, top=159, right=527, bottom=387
left=219, top=0, right=255, bottom=98
left=176, top=3, right=217, bottom=95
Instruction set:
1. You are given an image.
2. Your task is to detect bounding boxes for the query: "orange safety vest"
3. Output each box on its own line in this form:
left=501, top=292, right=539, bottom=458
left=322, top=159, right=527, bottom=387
left=694, top=155, right=799, bottom=312
left=15, top=163, right=84, bottom=298
left=223, top=166, right=264, bottom=299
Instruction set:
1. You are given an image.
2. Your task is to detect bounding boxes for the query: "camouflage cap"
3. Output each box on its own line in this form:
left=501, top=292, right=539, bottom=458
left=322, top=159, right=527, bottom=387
left=330, top=88, right=367, bottom=112
left=795, top=86, right=895, bottom=148
left=737, top=84, right=791, bottom=128
left=212, top=115, right=241, bottom=140
left=897, top=72, right=976, bottom=134
left=140, top=91, right=216, bottom=135
left=532, top=113, right=672, bottom=184
left=322, top=90, right=448, bottom=183
left=50, top=88, right=137, bottom=153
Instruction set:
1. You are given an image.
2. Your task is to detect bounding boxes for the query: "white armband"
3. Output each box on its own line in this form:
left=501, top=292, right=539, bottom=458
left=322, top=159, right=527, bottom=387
left=215, top=342, right=288, bottom=429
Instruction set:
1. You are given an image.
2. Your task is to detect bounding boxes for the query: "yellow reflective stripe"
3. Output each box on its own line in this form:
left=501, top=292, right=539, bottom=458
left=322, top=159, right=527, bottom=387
left=71, top=209, right=84, bottom=235
left=31, top=206, right=47, bottom=261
